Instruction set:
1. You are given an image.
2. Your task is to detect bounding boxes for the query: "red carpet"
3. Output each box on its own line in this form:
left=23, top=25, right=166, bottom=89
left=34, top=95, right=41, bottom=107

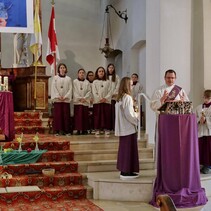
left=0, top=127, right=103, bottom=211
left=0, top=199, right=103, bottom=211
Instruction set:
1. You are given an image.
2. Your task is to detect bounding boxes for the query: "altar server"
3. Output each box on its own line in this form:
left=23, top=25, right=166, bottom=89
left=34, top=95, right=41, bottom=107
left=195, top=90, right=211, bottom=174
left=92, top=66, right=112, bottom=137
left=86, top=71, right=95, bottom=133
left=131, top=73, right=144, bottom=106
left=106, top=64, right=120, bottom=131
left=73, top=69, right=91, bottom=135
left=115, top=77, right=139, bottom=180
left=51, top=63, right=72, bottom=136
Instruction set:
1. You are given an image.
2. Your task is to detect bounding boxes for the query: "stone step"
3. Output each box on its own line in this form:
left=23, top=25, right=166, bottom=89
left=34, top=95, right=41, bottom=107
left=74, top=148, right=153, bottom=161
left=87, top=170, right=155, bottom=202
left=86, top=171, right=211, bottom=202
left=70, top=139, right=148, bottom=151
left=77, top=158, right=155, bottom=173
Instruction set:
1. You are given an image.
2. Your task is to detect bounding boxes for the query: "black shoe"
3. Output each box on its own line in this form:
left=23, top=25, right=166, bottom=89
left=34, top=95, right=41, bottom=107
left=120, top=172, right=139, bottom=180
left=82, top=130, right=88, bottom=135
left=201, top=166, right=210, bottom=174
left=76, top=130, right=81, bottom=135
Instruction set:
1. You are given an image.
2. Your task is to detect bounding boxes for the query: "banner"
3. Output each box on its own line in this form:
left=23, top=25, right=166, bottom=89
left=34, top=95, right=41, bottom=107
left=0, top=0, right=33, bottom=33
left=46, top=4, right=60, bottom=74
left=29, top=0, right=42, bottom=63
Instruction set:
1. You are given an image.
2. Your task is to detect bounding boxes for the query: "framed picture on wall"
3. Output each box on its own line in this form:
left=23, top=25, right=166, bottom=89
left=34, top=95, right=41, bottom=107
left=0, top=0, right=33, bottom=33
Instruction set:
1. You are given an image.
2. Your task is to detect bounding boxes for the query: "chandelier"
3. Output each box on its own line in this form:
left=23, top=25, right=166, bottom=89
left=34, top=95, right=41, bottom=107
left=99, top=5, right=128, bottom=58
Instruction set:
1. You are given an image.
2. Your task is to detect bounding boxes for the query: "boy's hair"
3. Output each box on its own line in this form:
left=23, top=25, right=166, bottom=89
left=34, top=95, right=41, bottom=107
left=204, top=90, right=211, bottom=98
left=116, top=77, right=131, bottom=101
left=164, top=69, right=176, bottom=77
left=131, top=73, right=138, bottom=78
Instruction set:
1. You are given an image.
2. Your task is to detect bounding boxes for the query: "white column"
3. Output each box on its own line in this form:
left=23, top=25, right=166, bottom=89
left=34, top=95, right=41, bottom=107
left=146, top=0, right=192, bottom=144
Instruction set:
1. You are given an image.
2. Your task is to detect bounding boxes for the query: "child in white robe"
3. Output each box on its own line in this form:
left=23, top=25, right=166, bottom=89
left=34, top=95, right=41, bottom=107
left=73, top=69, right=91, bottom=135
left=92, top=66, right=112, bottom=137
left=195, top=89, right=211, bottom=174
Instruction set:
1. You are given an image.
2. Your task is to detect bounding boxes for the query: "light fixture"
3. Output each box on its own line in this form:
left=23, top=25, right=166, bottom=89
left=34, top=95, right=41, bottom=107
left=99, top=4, right=128, bottom=58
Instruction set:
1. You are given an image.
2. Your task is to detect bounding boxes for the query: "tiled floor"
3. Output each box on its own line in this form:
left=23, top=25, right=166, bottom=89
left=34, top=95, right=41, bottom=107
left=91, top=196, right=211, bottom=211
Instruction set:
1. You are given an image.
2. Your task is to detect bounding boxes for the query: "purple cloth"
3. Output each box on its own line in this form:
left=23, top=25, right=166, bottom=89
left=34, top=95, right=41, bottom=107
left=117, top=133, right=139, bottom=173
left=150, top=114, right=207, bottom=208
left=53, top=102, right=71, bottom=133
left=0, top=92, right=15, bottom=141
left=74, top=105, right=89, bottom=131
left=93, top=103, right=111, bottom=130
left=110, top=100, right=116, bottom=131
left=199, top=136, right=211, bottom=166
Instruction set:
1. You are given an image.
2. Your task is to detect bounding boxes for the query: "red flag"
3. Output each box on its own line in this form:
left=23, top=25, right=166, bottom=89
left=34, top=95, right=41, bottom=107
left=46, top=5, right=60, bottom=74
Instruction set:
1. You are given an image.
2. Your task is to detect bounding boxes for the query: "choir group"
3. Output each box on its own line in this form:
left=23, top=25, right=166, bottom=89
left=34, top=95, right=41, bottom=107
left=50, top=63, right=143, bottom=138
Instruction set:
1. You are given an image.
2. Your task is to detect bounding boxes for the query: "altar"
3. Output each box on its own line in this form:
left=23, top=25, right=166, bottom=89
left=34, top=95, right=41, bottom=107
left=0, top=91, right=15, bottom=141
left=150, top=114, right=207, bottom=208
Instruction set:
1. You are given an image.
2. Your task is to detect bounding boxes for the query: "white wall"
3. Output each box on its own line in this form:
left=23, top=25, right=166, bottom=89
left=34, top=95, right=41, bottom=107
left=1, top=0, right=210, bottom=144
left=2, top=0, right=105, bottom=80
left=203, top=0, right=211, bottom=90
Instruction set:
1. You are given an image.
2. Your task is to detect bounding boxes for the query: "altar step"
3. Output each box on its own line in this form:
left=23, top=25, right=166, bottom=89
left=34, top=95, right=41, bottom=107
left=4, top=135, right=70, bottom=151
left=78, top=158, right=155, bottom=173
left=0, top=134, right=93, bottom=204
left=0, top=185, right=87, bottom=205
left=0, top=172, right=83, bottom=187
left=68, top=134, right=154, bottom=173
left=14, top=111, right=49, bottom=134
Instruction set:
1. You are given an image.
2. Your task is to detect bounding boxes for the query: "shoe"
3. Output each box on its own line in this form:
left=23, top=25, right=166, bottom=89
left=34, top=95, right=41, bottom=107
left=201, top=166, right=210, bottom=174
left=54, top=133, right=59, bottom=137
left=66, top=133, right=71, bottom=137
left=82, top=130, right=88, bottom=135
left=104, top=130, right=110, bottom=138
left=76, top=130, right=81, bottom=135
left=120, top=172, right=139, bottom=180
left=95, top=131, right=100, bottom=138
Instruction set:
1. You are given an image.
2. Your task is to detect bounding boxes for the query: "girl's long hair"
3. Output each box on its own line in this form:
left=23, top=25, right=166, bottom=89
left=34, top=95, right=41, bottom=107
left=116, top=77, right=131, bottom=102
left=94, top=66, right=106, bottom=80
left=106, top=63, right=116, bottom=82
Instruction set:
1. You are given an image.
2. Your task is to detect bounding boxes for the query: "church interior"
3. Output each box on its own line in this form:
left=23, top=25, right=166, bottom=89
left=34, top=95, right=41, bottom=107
left=0, top=0, right=211, bottom=210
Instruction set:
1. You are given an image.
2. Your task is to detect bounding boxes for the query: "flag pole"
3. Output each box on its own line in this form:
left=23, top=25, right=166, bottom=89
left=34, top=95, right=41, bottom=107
left=51, top=0, right=56, bottom=75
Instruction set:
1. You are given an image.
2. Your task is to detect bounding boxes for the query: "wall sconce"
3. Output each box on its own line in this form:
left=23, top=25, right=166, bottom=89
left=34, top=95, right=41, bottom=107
left=99, top=4, right=128, bottom=58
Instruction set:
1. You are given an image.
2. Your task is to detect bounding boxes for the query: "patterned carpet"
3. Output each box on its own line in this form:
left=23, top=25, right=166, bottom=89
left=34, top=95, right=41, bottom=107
left=0, top=111, right=104, bottom=211
left=0, top=199, right=103, bottom=211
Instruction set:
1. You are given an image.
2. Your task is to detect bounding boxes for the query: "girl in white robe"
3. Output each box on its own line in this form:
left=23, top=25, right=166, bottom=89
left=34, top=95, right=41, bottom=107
left=51, top=63, right=72, bottom=136
left=73, top=69, right=91, bottom=135
left=92, top=66, right=112, bottom=137
left=106, top=64, right=120, bottom=131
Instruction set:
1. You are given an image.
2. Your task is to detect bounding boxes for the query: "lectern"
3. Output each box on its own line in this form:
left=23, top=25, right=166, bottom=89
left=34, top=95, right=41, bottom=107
left=150, top=102, right=207, bottom=208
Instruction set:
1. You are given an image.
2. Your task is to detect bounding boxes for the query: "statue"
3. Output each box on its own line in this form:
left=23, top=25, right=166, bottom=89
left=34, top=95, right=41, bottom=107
left=13, top=33, right=29, bottom=67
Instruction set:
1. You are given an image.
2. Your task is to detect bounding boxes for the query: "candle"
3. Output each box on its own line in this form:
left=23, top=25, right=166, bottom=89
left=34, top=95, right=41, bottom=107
left=3, top=76, right=8, bottom=91
left=0, top=76, right=2, bottom=91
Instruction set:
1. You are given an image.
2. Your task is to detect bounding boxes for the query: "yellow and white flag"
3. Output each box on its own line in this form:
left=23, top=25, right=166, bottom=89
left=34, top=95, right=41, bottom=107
left=30, top=0, right=42, bottom=63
